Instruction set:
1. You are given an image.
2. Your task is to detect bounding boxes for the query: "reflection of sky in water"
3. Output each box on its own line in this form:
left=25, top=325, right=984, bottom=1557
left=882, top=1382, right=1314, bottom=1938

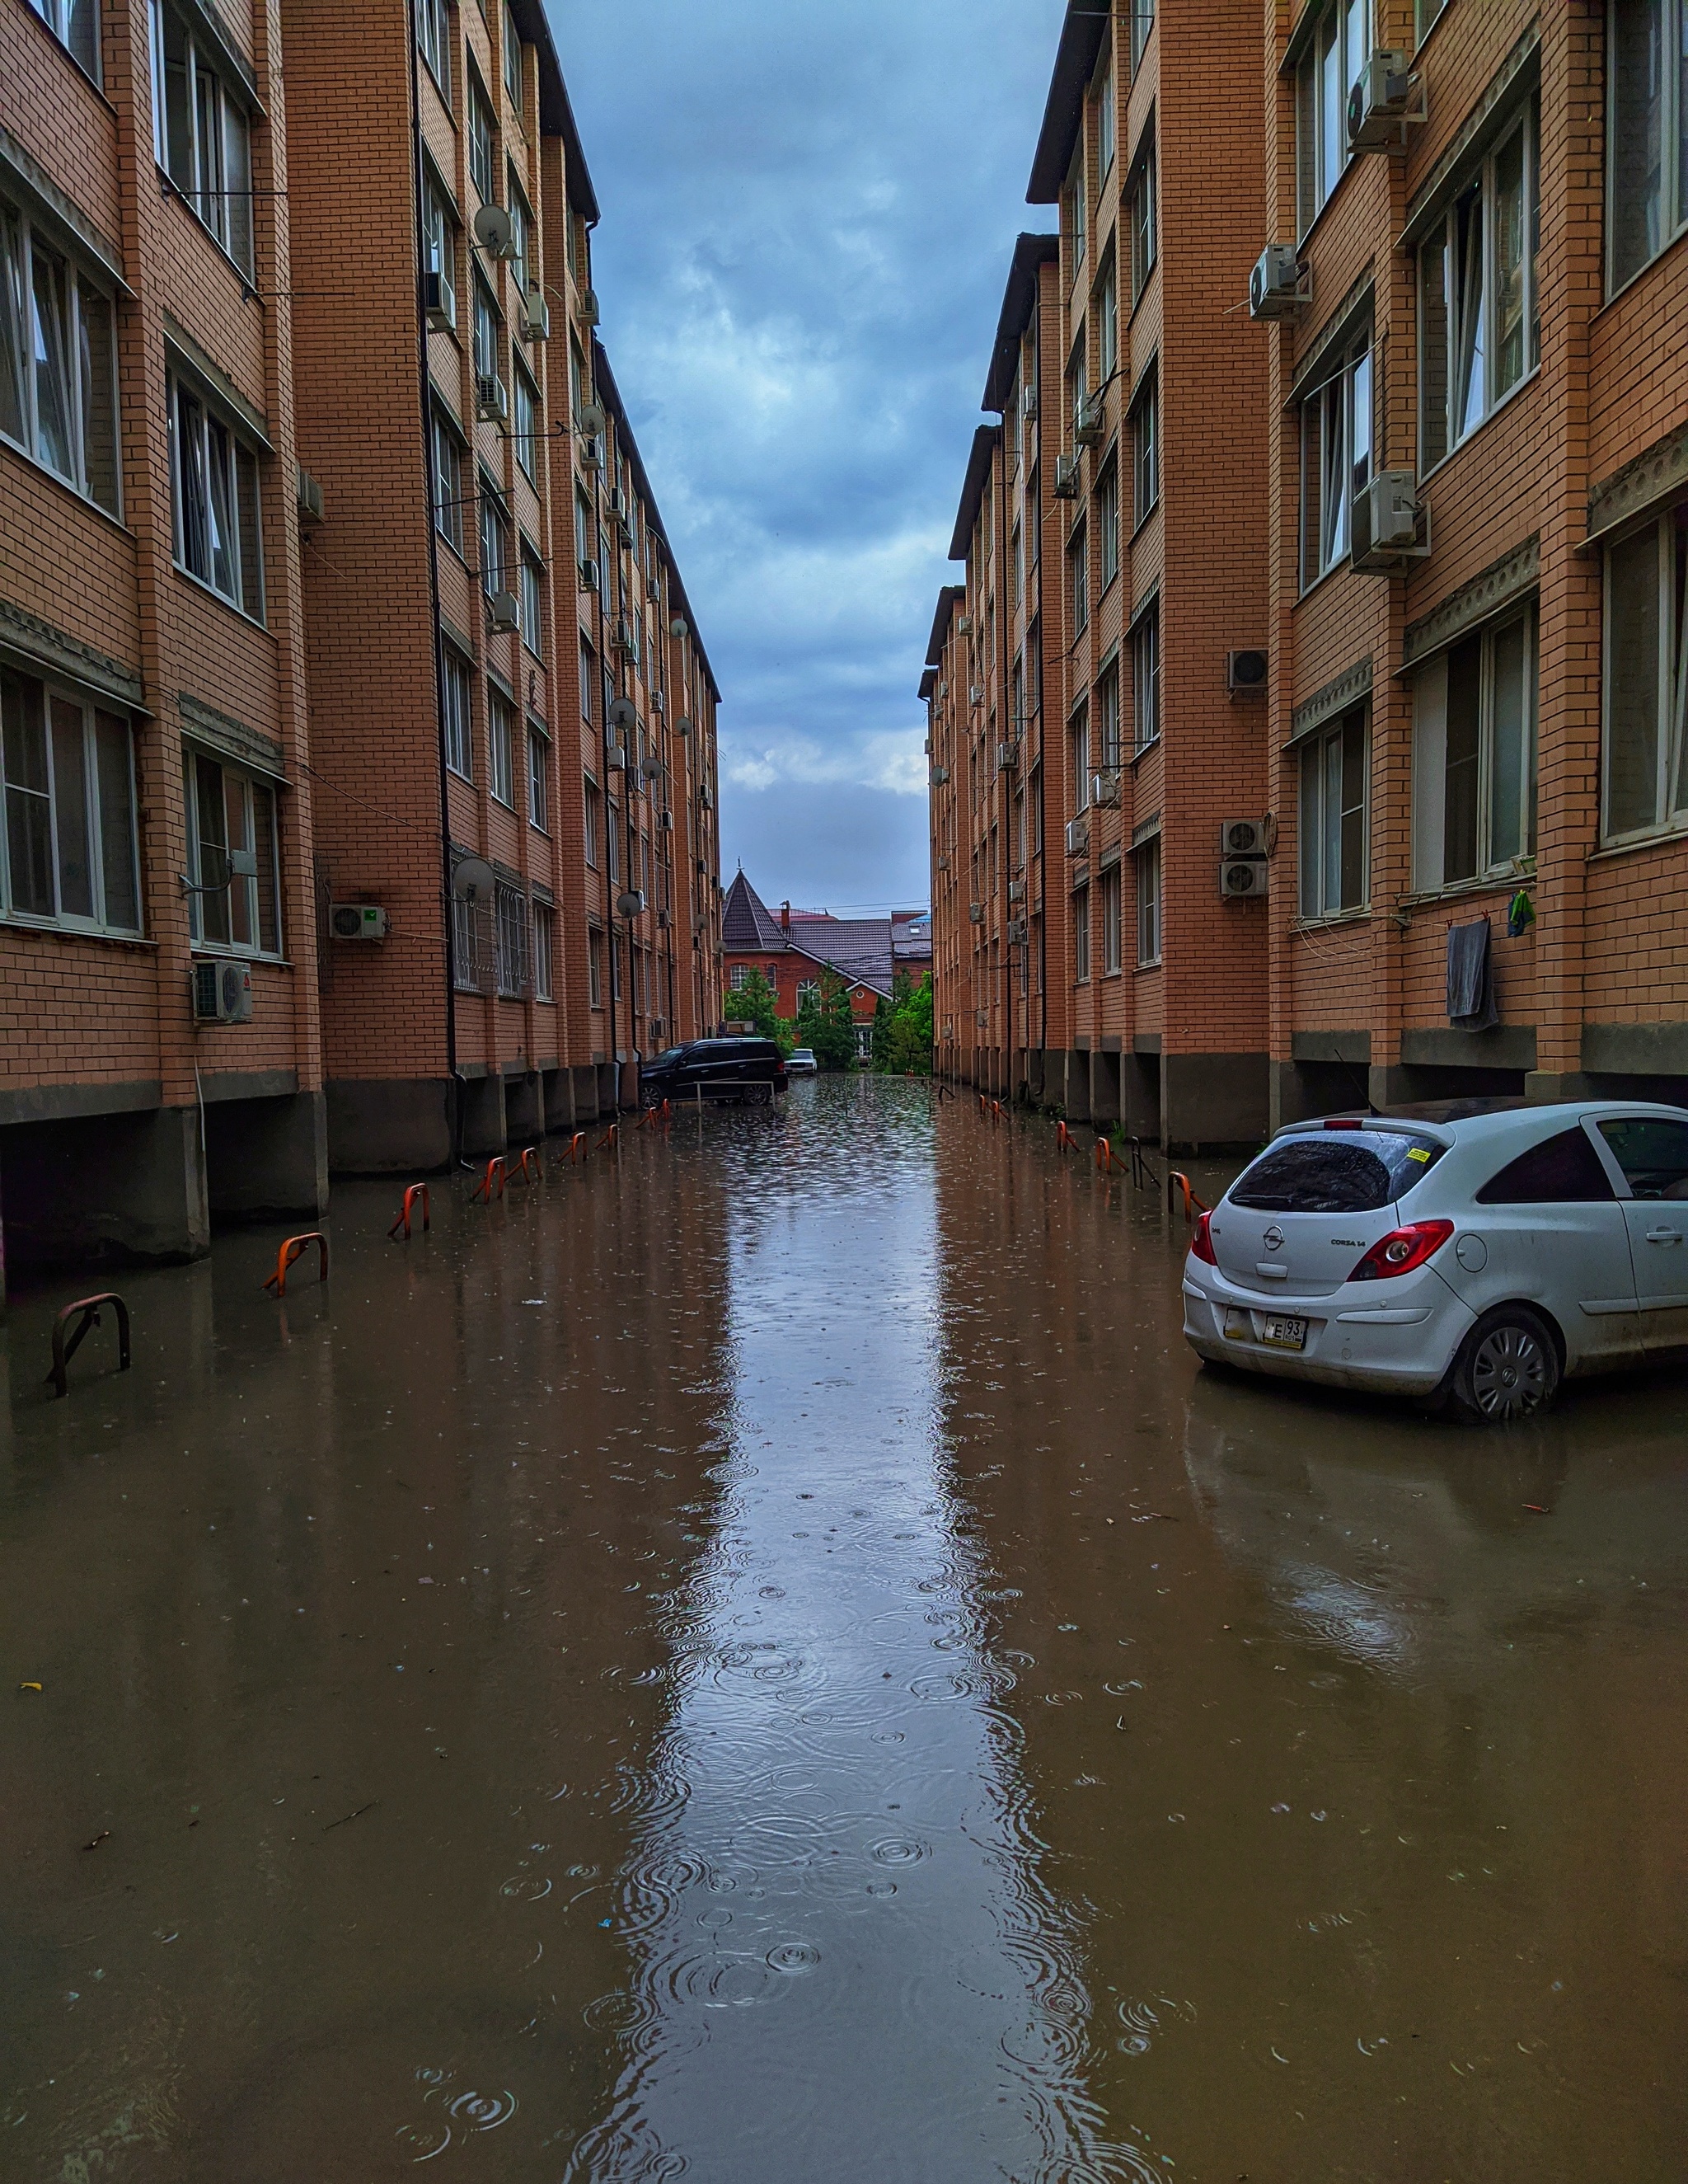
left=570, top=1134, right=1152, bottom=2183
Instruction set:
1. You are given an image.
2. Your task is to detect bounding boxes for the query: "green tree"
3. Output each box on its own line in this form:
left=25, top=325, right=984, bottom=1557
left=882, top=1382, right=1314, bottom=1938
left=872, top=971, right=933, bottom=1076
left=799, top=967, right=858, bottom=1072
left=726, top=967, right=794, bottom=1056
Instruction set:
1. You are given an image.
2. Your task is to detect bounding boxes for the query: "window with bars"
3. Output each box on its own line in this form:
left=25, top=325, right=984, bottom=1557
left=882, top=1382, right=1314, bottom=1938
left=1301, top=336, right=1372, bottom=584
left=0, top=196, right=120, bottom=515
left=1412, top=604, right=1536, bottom=885
left=150, top=0, right=254, bottom=275
left=185, top=747, right=279, bottom=954
left=168, top=371, right=264, bottom=618
left=1603, top=505, right=1688, bottom=840
left=1, top=668, right=139, bottom=932
left=441, top=645, right=472, bottom=779
left=1298, top=706, right=1368, bottom=918
left=495, top=883, right=529, bottom=995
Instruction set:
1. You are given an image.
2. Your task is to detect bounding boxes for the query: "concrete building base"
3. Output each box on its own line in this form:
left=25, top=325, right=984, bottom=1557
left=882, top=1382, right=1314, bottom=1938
left=205, top=1090, right=328, bottom=1222
left=326, top=1078, right=454, bottom=1173
left=0, top=1105, right=210, bottom=1286
left=504, top=1071, right=543, bottom=1145
left=1160, top=1052, right=1268, bottom=1153
left=459, top=1073, right=506, bottom=1157
left=572, top=1065, right=601, bottom=1123
left=1061, top=1051, right=1091, bottom=1122
left=543, top=1069, right=575, bottom=1130
left=1090, top=1050, right=1122, bottom=1125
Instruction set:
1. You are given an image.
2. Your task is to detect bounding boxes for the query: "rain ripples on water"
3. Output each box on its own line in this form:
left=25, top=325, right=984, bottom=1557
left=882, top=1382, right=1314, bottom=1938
left=2, top=1078, right=1686, bottom=2180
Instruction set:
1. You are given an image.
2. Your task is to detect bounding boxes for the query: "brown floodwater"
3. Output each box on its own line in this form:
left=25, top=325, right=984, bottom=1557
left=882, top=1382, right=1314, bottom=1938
left=2, top=1078, right=1685, bottom=2182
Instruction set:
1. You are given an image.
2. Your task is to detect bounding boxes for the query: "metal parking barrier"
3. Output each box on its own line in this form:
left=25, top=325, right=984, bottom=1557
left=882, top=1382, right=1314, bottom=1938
left=47, top=1294, right=131, bottom=1398
left=264, top=1233, right=328, bottom=1298
left=471, top=1157, right=506, bottom=1203
left=387, top=1184, right=430, bottom=1241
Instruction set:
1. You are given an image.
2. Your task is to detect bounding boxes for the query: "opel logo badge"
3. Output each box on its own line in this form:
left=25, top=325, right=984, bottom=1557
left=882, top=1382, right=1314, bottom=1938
left=1263, top=1224, right=1285, bottom=1252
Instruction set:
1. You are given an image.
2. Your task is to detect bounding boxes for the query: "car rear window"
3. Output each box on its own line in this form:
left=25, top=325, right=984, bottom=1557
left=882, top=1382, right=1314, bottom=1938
left=1475, top=1126, right=1615, bottom=1204
left=1230, top=1130, right=1443, bottom=1213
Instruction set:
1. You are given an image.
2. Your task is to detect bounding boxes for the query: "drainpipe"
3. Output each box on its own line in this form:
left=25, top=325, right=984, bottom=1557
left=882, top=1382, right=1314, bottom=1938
left=406, top=0, right=457, bottom=1160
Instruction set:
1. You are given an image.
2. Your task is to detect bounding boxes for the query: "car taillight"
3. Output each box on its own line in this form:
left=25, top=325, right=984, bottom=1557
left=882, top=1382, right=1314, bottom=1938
left=1189, top=1212, right=1217, bottom=1266
left=1348, top=1219, right=1453, bottom=1282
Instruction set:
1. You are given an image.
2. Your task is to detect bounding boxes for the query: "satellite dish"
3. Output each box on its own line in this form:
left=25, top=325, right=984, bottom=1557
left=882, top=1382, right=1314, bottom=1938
left=452, top=855, right=495, bottom=904
left=608, top=697, right=638, bottom=733
left=472, top=204, right=514, bottom=259
left=669, top=615, right=689, bottom=641
left=578, top=402, right=606, bottom=439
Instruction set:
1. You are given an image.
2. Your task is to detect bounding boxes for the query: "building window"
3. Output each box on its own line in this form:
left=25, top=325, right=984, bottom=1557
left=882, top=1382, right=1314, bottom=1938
left=1416, top=0, right=1447, bottom=35
left=607, top=800, right=620, bottom=884
left=416, top=0, right=449, bottom=96
left=488, top=688, right=515, bottom=807
left=729, top=962, right=749, bottom=991
left=1419, top=104, right=1539, bottom=469
left=579, top=636, right=595, bottom=724
left=430, top=406, right=463, bottom=552
left=1130, top=0, right=1155, bottom=72
left=1095, top=458, right=1120, bottom=592
left=1, top=669, right=139, bottom=932
left=584, top=776, right=600, bottom=867
left=518, top=540, right=543, bottom=651
left=507, top=174, right=532, bottom=296
left=1070, top=701, right=1090, bottom=812
left=1603, top=505, right=1688, bottom=838
left=1101, top=863, right=1122, bottom=975
left=495, top=883, right=528, bottom=995
left=1073, top=885, right=1090, bottom=981
left=797, top=979, right=819, bottom=1012
left=150, top=0, right=254, bottom=276
left=532, top=900, right=553, bottom=1000
left=1130, top=369, right=1158, bottom=526
left=502, top=0, right=523, bottom=110
left=1610, top=0, right=1688, bottom=290
left=441, top=645, right=472, bottom=778
left=1070, top=517, right=1089, bottom=634
left=0, top=197, right=120, bottom=515
left=478, top=480, right=509, bottom=597
left=1128, top=137, right=1156, bottom=303
left=185, top=748, right=279, bottom=953
left=1011, top=519, right=1023, bottom=607
left=423, top=181, right=457, bottom=328
left=1412, top=606, right=1536, bottom=887
left=528, top=724, right=548, bottom=832
left=1067, top=141, right=1086, bottom=276
left=1301, top=335, right=1372, bottom=584
left=1134, top=836, right=1161, bottom=964
left=467, top=65, right=495, bottom=201
left=1095, top=660, right=1121, bottom=769
left=1295, top=0, right=1367, bottom=236
left=1298, top=705, right=1368, bottom=918
left=1096, top=54, right=1115, bottom=184
left=26, top=0, right=101, bottom=79
left=1132, top=600, right=1160, bottom=753
left=588, top=928, right=603, bottom=1007
left=513, top=360, right=537, bottom=483
left=472, top=276, right=499, bottom=383
left=1096, top=251, right=1118, bottom=380
left=167, top=371, right=264, bottom=619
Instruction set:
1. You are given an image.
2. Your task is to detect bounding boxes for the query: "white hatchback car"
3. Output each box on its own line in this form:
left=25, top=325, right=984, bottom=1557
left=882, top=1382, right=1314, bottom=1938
left=1182, top=1101, right=1688, bottom=1421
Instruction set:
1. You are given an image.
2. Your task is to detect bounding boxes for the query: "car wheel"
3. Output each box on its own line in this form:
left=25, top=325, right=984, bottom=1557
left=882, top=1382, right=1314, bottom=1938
left=1446, top=1305, right=1559, bottom=1424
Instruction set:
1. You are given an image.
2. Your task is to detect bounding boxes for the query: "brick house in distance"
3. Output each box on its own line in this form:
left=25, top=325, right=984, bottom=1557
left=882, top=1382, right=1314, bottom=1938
left=722, top=872, right=929, bottom=1059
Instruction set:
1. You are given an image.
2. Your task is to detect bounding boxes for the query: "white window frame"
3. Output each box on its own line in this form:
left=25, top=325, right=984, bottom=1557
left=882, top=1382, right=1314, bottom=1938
left=1070, top=699, right=1090, bottom=814
left=588, top=928, right=603, bottom=1008
left=518, top=538, right=542, bottom=653
left=184, top=744, right=281, bottom=956
left=417, top=0, right=450, bottom=99
left=423, top=180, right=457, bottom=328
left=149, top=0, right=255, bottom=277
left=1096, top=251, right=1118, bottom=383
left=488, top=688, right=515, bottom=808
left=1295, top=0, right=1369, bottom=237
left=1297, top=705, right=1369, bottom=919
left=1096, top=660, right=1121, bottom=769
left=467, top=64, right=496, bottom=202
left=528, top=721, right=549, bottom=833
left=1132, top=599, right=1160, bottom=754
left=166, top=367, right=265, bottom=620
left=1608, top=0, right=1688, bottom=294
left=1101, top=862, right=1123, bottom=975
left=441, top=644, right=472, bottom=780
left=0, top=195, right=121, bottom=517
left=502, top=0, right=523, bottom=110
left=1301, top=337, right=1372, bottom=586
left=26, top=0, right=101, bottom=81
left=1418, top=102, right=1540, bottom=472
left=532, top=900, right=553, bottom=1000
left=431, top=404, right=464, bottom=553
left=1096, top=56, right=1116, bottom=186
left=1096, top=457, right=1120, bottom=592
left=495, top=881, right=529, bottom=996
left=0, top=667, right=141, bottom=933
left=729, top=962, right=750, bottom=992
left=513, top=358, right=538, bottom=482
left=1601, top=504, right=1688, bottom=842
left=472, top=275, right=499, bottom=383
left=478, top=477, right=509, bottom=597
left=1130, top=368, right=1158, bottom=528
left=1070, top=516, right=1089, bottom=634
left=1134, top=836, right=1161, bottom=965
left=1130, top=0, right=1155, bottom=73
left=1128, top=136, right=1156, bottom=304
left=584, top=774, right=600, bottom=867
left=1411, top=604, right=1538, bottom=888
left=1073, top=883, right=1090, bottom=982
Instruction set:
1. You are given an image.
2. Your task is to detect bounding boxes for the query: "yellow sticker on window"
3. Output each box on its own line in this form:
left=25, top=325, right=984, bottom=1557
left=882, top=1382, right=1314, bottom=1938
left=1406, top=1147, right=1430, bottom=1162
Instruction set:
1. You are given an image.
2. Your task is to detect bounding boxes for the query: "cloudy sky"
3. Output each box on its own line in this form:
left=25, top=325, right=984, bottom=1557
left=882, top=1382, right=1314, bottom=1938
left=551, top=0, right=1064, bottom=914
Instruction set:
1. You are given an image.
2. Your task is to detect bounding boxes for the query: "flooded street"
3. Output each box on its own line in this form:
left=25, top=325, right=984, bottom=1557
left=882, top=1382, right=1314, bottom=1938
left=3, top=1078, right=1686, bottom=2182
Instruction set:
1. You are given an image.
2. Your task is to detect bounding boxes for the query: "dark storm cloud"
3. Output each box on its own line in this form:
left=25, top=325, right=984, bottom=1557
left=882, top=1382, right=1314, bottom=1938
left=548, top=0, right=1062, bottom=909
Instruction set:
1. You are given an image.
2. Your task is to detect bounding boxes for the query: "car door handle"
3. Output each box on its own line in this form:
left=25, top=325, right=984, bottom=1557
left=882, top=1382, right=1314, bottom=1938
left=1644, top=1227, right=1682, bottom=1245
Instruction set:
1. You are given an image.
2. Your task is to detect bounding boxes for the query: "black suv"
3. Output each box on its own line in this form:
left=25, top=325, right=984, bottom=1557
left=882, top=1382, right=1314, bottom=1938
left=640, top=1038, right=788, bottom=1106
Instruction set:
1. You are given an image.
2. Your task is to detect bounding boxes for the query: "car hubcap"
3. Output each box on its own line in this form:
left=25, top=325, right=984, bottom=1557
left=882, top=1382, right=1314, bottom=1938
left=1470, top=1326, right=1549, bottom=1417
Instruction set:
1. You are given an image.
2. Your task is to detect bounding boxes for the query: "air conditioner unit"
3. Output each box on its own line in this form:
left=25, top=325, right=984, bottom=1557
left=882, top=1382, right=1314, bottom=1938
left=487, top=589, right=520, bottom=633
left=1226, top=647, right=1268, bottom=695
left=578, top=556, right=600, bottom=593
left=617, top=617, right=640, bottom=659
left=1249, top=243, right=1307, bottom=321
left=1221, top=856, right=1269, bottom=899
left=699, top=783, right=713, bottom=809
left=649, top=1015, right=665, bottom=1037
left=968, top=902, right=984, bottom=925
left=969, top=684, right=984, bottom=707
left=656, top=911, right=671, bottom=931
left=609, top=485, right=633, bottom=531
left=580, top=287, right=601, bottom=327
left=936, top=679, right=948, bottom=697
left=617, top=889, right=647, bottom=917
left=580, top=432, right=604, bottom=469
left=296, top=465, right=325, bottom=526
left=423, top=273, right=452, bottom=333
left=1065, top=814, right=1090, bottom=857
left=1074, top=393, right=1106, bottom=447
left=1347, top=49, right=1412, bottom=151
left=936, top=852, right=950, bottom=871
left=956, top=614, right=973, bottom=635
left=930, top=765, right=950, bottom=786
left=1351, top=470, right=1428, bottom=570
left=1090, top=769, right=1121, bottom=808
left=519, top=285, right=551, bottom=341
left=476, top=373, right=509, bottom=423
left=1021, top=385, right=1039, bottom=423
left=1053, top=452, right=1080, bottom=499
left=659, top=808, right=674, bottom=831
left=996, top=741, right=1019, bottom=773
left=191, top=959, right=251, bottom=1024
left=1006, top=917, right=1029, bottom=945
left=1007, top=878, right=1025, bottom=903
left=605, top=744, right=630, bottom=772
left=330, top=903, right=391, bottom=940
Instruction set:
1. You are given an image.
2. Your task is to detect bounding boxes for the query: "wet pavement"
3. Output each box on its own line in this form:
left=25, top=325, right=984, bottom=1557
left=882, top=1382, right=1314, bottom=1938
left=3, top=1077, right=1686, bottom=2182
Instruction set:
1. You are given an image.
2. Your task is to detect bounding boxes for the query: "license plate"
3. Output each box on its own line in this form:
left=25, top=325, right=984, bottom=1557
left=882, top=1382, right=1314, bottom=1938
left=1259, top=1315, right=1307, bottom=1350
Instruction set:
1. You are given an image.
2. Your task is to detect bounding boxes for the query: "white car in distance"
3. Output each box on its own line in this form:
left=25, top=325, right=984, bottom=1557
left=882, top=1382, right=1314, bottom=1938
left=1182, top=1101, right=1688, bottom=1421
left=785, top=1048, right=819, bottom=1075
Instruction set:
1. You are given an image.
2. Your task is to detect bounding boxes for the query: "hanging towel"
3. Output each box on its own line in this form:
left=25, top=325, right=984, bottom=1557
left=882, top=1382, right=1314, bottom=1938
left=1507, top=887, right=1536, bottom=938
left=1447, top=915, right=1499, bottom=1031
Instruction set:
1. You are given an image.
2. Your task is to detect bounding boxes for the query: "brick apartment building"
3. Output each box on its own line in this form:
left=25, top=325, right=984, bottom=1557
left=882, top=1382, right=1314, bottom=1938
left=928, top=0, right=1688, bottom=1145
left=0, top=0, right=720, bottom=1292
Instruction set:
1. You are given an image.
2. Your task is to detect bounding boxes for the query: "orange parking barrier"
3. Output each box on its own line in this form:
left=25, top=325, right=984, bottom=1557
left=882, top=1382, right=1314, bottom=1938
left=508, top=1147, right=539, bottom=1186
left=1168, top=1171, right=1211, bottom=1224
left=596, top=1123, right=620, bottom=1155
left=48, top=1293, right=130, bottom=1397
left=263, top=1233, right=328, bottom=1298
left=387, top=1183, right=430, bottom=1241
left=990, top=1100, right=1003, bottom=1124
left=1056, top=1120, right=1076, bottom=1153
left=1095, top=1137, right=1127, bottom=1175
left=471, top=1157, right=505, bottom=1204
left=565, top=1131, right=588, bottom=1163
left=977, top=1092, right=987, bottom=1115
